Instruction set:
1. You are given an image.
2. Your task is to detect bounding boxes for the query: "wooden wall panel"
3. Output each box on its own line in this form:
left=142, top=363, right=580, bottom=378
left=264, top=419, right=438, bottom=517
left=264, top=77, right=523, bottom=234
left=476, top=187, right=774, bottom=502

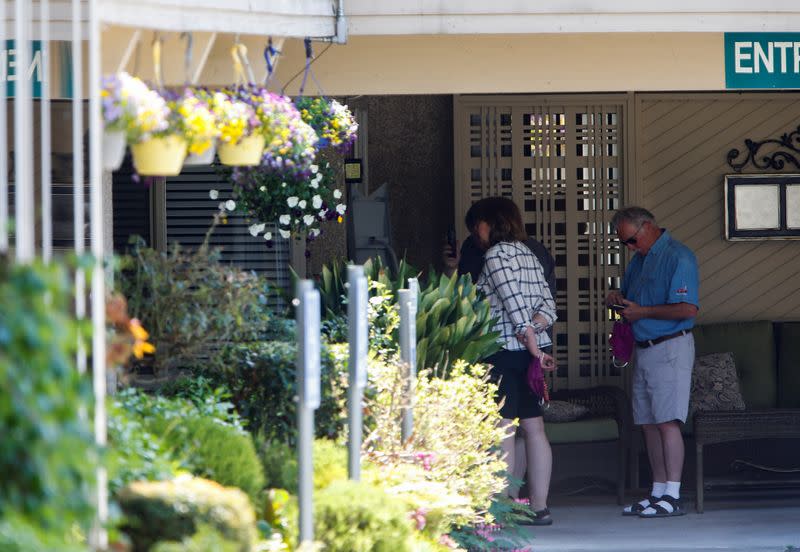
left=636, top=93, right=800, bottom=323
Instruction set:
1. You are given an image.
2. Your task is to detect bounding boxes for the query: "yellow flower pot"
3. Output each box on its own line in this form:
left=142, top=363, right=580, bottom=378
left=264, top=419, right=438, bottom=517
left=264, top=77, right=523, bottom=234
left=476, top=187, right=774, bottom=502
left=218, top=134, right=266, bottom=167
left=131, top=135, right=188, bottom=176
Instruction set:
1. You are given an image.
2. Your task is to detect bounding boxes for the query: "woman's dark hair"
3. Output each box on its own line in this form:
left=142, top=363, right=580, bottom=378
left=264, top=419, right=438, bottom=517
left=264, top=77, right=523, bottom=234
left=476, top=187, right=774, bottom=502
left=473, top=196, right=527, bottom=245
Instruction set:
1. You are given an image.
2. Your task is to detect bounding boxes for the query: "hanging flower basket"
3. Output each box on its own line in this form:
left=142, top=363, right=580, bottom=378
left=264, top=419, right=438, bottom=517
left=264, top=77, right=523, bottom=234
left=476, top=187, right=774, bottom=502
left=218, top=134, right=265, bottom=166
left=184, top=141, right=217, bottom=166
left=131, top=135, right=188, bottom=176
left=103, top=129, right=127, bottom=171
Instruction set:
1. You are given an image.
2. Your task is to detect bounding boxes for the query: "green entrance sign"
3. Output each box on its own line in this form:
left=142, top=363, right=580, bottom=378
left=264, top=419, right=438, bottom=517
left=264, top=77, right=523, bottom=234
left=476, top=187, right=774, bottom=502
left=2, top=40, right=43, bottom=98
left=725, top=33, right=800, bottom=89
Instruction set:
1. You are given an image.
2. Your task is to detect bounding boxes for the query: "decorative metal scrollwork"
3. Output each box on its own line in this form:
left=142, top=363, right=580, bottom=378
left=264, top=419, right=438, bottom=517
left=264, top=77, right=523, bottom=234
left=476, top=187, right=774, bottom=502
left=726, top=125, right=800, bottom=173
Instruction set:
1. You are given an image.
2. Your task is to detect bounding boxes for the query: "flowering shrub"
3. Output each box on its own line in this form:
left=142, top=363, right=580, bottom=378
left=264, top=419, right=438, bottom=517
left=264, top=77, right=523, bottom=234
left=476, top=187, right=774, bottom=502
left=101, top=72, right=170, bottom=143
left=295, top=97, right=358, bottom=152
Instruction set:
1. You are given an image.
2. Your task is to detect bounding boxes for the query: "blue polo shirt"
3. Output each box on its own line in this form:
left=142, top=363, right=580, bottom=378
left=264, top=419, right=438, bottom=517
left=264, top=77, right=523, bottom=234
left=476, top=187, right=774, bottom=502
left=621, top=230, right=699, bottom=342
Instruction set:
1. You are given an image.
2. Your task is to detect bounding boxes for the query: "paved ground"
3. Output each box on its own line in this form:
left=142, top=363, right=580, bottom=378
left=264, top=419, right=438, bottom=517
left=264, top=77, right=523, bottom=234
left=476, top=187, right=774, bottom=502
left=516, top=494, right=800, bottom=552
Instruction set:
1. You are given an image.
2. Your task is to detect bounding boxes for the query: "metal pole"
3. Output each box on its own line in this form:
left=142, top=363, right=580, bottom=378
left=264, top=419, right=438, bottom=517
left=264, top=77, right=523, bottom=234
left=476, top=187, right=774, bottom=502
left=399, top=288, right=417, bottom=443
left=41, top=0, right=52, bottom=261
left=0, top=0, right=7, bottom=253
left=72, top=0, right=86, bottom=376
left=13, top=0, right=34, bottom=262
left=347, top=265, right=368, bottom=480
left=88, top=0, right=108, bottom=547
left=296, top=279, right=320, bottom=545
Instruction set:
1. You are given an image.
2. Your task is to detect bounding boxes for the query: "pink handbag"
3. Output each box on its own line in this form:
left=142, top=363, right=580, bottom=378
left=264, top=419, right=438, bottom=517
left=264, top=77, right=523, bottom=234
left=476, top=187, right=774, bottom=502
left=609, top=321, right=634, bottom=367
left=526, top=354, right=550, bottom=405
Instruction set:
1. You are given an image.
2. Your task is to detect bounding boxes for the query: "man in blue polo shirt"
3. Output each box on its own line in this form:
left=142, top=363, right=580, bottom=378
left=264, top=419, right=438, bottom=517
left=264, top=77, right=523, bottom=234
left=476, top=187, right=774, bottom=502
left=606, top=206, right=699, bottom=519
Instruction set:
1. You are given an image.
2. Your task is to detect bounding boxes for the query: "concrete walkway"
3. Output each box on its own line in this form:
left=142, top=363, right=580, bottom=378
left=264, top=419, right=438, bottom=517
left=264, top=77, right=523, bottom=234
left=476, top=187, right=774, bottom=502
left=518, top=495, right=800, bottom=552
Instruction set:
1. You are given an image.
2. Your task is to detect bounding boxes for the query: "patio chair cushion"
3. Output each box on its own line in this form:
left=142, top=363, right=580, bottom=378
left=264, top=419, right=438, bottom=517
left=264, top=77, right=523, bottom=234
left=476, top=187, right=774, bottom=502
left=545, top=417, right=618, bottom=444
left=689, top=352, right=746, bottom=415
left=692, top=321, right=776, bottom=409
left=542, top=400, right=590, bottom=423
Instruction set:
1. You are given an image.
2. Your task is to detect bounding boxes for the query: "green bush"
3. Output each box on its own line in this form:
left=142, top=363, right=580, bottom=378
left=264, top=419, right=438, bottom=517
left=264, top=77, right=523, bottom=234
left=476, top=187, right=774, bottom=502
left=0, top=515, right=88, bottom=552
left=107, top=395, right=182, bottom=494
left=0, top=256, right=95, bottom=537
left=151, top=524, right=241, bottom=552
left=209, top=341, right=348, bottom=444
left=164, top=416, right=265, bottom=505
left=364, top=358, right=507, bottom=531
left=118, top=476, right=257, bottom=552
left=111, top=388, right=263, bottom=505
left=118, top=237, right=280, bottom=376
left=259, top=438, right=347, bottom=493
left=314, top=480, right=414, bottom=552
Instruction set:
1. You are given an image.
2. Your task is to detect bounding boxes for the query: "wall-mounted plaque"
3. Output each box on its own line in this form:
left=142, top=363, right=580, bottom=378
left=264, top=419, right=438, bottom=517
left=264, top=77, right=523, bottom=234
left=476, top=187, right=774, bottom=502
left=724, top=174, right=800, bottom=240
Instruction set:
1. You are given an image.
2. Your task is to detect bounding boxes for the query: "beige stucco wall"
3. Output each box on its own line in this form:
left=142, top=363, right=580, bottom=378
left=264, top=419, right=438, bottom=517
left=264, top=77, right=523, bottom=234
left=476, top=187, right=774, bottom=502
left=100, top=30, right=726, bottom=94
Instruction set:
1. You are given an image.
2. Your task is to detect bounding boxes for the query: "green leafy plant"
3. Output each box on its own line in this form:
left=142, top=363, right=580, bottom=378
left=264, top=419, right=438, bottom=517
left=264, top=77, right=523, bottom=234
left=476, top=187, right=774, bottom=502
left=0, top=256, right=95, bottom=539
left=111, top=388, right=262, bottom=504
left=313, top=480, right=414, bottom=552
left=118, top=236, right=278, bottom=375
left=206, top=341, right=348, bottom=444
left=117, top=476, right=257, bottom=552
left=364, top=357, right=508, bottom=530
left=258, top=438, right=348, bottom=494
left=316, top=258, right=501, bottom=374
left=151, top=524, right=241, bottom=552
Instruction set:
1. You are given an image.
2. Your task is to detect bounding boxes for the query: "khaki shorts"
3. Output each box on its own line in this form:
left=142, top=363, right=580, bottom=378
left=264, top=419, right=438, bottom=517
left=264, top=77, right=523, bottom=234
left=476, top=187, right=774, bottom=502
left=632, top=333, right=694, bottom=425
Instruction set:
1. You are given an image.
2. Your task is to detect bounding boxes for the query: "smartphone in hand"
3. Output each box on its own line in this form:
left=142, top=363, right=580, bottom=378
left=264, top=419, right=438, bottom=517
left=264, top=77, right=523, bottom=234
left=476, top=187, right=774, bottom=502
left=446, top=228, right=457, bottom=258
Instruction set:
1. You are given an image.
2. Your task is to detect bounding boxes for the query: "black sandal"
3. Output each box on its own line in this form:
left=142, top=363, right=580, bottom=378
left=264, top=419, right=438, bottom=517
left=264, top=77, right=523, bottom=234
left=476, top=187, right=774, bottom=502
left=519, top=507, right=553, bottom=526
left=621, top=496, right=657, bottom=517
left=638, top=494, right=685, bottom=518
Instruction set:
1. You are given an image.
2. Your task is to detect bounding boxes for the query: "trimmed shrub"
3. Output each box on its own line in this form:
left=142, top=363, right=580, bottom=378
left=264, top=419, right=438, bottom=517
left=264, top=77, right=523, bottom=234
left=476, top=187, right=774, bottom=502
left=162, top=416, right=265, bottom=506
left=314, top=480, right=414, bottom=552
left=151, top=524, right=241, bottom=552
left=118, top=476, right=257, bottom=552
left=258, top=438, right=347, bottom=493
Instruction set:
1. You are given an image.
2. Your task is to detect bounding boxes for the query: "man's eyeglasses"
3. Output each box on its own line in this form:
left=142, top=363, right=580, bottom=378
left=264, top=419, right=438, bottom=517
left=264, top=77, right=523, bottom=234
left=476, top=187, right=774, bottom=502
left=618, top=223, right=645, bottom=246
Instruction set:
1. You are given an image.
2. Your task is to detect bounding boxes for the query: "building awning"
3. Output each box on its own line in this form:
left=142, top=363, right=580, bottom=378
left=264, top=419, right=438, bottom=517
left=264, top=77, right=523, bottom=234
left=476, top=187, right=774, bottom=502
left=98, top=0, right=336, bottom=37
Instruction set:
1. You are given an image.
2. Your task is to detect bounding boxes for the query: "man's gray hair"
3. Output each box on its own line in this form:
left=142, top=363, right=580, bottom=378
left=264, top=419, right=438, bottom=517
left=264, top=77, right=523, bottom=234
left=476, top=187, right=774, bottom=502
left=612, top=207, right=656, bottom=230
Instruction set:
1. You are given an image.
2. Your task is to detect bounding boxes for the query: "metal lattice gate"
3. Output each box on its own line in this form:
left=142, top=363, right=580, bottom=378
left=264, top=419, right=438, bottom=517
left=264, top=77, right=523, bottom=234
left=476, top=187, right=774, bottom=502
left=455, top=95, right=629, bottom=389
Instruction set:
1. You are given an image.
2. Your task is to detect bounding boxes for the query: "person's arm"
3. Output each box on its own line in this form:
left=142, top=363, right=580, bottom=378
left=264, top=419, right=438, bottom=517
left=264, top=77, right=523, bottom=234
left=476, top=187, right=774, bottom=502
left=620, top=301, right=698, bottom=322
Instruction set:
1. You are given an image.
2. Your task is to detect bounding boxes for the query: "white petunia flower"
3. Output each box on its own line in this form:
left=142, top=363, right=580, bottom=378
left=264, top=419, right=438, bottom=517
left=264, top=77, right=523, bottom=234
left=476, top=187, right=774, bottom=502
left=248, top=223, right=266, bottom=236
left=310, top=164, right=319, bottom=174
left=287, top=196, right=299, bottom=208
left=281, top=182, right=287, bottom=188
left=310, top=181, right=319, bottom=189
left=225, top=200, right=236, bottom=211
left=259, top=185, right=266, bottom=192
left=319, top=210, right=326, bottom=218
left=264, top=232, right=272, bottom=241
left=312, top=195, right=323, bottom=209
left=336, top=203, right=347, bottom=215
left=333, top=189, right=342, bottom=199
left=279, top=229, right=291, bottom=239
left=310, top=228, right=321, bottom=238
left=298, top=200, right=307, bottom=209
left=279, top=214, right=291, bottom=225
left=313, top=173, right=323, bottom=184
left=209, top=189, right=219, bottom=200
left=218, top=202, right=226, bottom=211
left=303, top=215, right=315, bottom=226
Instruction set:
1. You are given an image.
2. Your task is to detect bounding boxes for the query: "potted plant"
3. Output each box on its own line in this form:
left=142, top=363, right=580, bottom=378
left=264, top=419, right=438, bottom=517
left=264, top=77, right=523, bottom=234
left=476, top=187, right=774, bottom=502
left=212, top=91, right=264, bottom=166
left=100, top=73, right=130, bottom=171
left=119, top=77, right=187, bottom=176
left=295, top=96, right=359, bottom=153
left=179, top=89, right=220, bottom=166
left=240, top=86, right=319, bottom=179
